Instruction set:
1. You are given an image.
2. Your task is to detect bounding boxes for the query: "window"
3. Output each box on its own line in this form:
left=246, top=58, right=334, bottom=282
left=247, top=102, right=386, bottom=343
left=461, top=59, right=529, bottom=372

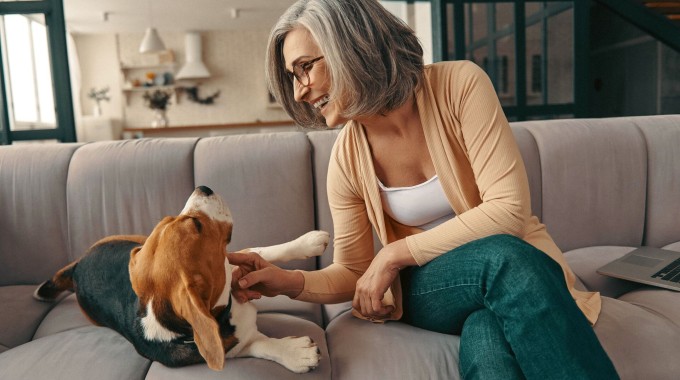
left=1, top=14, right=56, bottom=131
left=531, top=54, right=542, bottom=93
left=499, top=55, right=509, bottom=94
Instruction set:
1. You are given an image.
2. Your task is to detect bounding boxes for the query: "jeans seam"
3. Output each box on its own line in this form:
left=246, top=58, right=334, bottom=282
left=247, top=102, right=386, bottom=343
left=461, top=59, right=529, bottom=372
left=410, top=282, right=481, bottom=296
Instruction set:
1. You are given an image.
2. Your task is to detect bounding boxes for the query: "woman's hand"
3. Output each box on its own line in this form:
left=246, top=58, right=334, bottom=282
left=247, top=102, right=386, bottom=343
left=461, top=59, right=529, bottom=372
left=229, top=252, right=304, bottom=303
left=352, top=239, right=416, bottom=319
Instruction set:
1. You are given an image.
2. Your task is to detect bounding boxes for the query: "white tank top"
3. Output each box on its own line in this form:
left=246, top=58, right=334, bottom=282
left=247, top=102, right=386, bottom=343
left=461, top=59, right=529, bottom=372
left=378, top=175, right=455, bottom=230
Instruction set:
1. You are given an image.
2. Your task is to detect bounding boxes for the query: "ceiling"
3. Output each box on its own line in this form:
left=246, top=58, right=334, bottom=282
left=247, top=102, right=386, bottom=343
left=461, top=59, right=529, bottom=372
left=64, top=0, right=298, bottom=34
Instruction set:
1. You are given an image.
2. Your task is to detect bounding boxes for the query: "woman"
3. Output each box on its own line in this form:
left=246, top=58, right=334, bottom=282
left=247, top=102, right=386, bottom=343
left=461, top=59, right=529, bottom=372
left=229, top=0, right=619, bottom=378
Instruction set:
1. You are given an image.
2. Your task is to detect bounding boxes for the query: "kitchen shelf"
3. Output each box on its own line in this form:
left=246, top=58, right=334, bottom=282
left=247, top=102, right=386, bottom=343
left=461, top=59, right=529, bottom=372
left=120, top=63, right=177, bottom=72
left=122, top=85, right=178, bottom=92
left=121, top=85, right=180, bottom=105
left=120, top=61, right=179, bottom=105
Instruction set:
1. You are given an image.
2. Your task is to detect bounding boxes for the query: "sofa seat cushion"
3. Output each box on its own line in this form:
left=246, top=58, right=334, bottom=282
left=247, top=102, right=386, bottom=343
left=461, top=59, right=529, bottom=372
left=595, top=296, right=680, bottom=379
left=323, top=301, right=353, bottom=326
left=251, top=295, right=323, bottom=326
left=326, top=311, right=461, bottom=380
left=36, top=292, right=324, bottom=335
left=145, top=313, right=330, bottom=379
left=664, top=241, right=680, bottom=252
left=0, top=326, right=150, bottom=380
left=33, top=293, right=93, bottom=340
left=563, top=246, right=644, bottom=297
left=0, top=285, right=66, bottom=352
left=617, top=288, right=680, bottom=329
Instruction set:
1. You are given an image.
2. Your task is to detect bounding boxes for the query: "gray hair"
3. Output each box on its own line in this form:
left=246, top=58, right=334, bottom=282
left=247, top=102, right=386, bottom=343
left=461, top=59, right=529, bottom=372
left=265, top=0, right=424, bottom=128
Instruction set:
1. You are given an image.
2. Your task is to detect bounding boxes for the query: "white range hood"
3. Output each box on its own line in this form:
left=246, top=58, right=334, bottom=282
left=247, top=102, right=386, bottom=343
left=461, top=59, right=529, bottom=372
left=176, top=32, right=210, bottom=80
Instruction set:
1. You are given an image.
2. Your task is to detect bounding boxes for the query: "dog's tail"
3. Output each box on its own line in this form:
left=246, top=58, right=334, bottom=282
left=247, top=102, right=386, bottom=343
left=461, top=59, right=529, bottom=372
left=33, top=261, right=77, bottom=302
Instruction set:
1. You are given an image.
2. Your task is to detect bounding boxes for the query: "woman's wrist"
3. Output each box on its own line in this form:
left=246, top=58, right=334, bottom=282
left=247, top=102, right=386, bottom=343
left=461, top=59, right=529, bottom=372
left=383, top=239, right=417, bottom=270
left=281, top=269, right=305, bottom=299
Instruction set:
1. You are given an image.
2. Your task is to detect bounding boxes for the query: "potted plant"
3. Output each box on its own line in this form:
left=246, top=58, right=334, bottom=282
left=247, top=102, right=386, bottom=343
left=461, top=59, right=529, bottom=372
left=87, top=87, right=110, bottom=116
left=143, top=89, right=172, bottom=128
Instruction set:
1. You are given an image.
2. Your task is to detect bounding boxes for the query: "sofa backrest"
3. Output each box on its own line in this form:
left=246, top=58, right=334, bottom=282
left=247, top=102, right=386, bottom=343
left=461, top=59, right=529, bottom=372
left=0, top=144, right=81, bottom=286
left=630, top=115, right=680, bottom=248
left=192, top=132, right=317, bottom=271
left=513, top=118, right=649, bottom=252
left=67, top=138, right=198, bottom=261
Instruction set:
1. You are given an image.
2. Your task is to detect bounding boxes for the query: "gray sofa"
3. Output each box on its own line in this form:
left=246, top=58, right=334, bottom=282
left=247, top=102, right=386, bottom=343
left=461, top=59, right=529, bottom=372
left=1, top=115, right=679, bottom=380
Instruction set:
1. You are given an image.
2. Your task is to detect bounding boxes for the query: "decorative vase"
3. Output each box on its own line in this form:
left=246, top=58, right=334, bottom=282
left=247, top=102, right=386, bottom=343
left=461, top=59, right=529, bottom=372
left=151, top=109, right=168, bottom=128
left=93, top=103, right=102, bottom=117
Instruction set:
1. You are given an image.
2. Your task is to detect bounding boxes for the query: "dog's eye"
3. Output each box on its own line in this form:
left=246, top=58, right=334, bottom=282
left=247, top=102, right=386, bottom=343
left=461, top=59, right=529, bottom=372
left=191, top=217, right=202, bottom=233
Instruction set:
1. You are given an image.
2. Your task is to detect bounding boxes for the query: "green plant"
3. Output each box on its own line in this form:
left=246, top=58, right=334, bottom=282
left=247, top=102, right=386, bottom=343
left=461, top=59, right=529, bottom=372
left=87, top=87, right=110, bottom=106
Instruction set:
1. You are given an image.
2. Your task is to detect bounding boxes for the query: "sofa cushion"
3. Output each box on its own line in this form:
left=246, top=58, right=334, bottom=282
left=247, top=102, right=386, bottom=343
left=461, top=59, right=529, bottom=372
left=664, top=242, right=680, bottom=252
left=617, top=288, right=680, bottom=329
left=307, top=129, right=341, bottom=270
left=0, top=143, right=81, bottom=285
left=326, top=311, right=461, bottom=380
left=510, top=125, right=543, bottom=220
left=520, top=118, right=647, bottom=252
left=563, top=246, right=644, bottom=297
left=145, top=313, right=330, bottom=379
left=67, top=138, right=198, bottom=260
left=595, top=296, right=680, bottom=379
left=632, top=115, right=680, bottom=248
left=33, top=293, right=92, bottom=340
left=0, top=285, right=66, bottom=351
left=0, top=326, right=150, bottom=380
left=193, top=133, right=317, bottom=271
left=251, top=295, right=321, bottom=325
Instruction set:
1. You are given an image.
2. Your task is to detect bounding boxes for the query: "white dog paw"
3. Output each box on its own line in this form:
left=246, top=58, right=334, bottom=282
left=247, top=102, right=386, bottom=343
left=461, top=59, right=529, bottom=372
left=295, top=231, right=330, bottom=259
left=279, top=336, right=321, bottom=373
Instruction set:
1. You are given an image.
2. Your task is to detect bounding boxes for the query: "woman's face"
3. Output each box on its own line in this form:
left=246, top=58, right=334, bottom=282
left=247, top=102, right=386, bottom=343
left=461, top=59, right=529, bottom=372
left=282, top=27, right=346, bottom=128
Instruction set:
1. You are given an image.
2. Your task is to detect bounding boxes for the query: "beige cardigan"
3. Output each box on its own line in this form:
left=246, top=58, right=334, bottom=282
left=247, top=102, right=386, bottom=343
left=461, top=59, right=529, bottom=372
left=295, top=60, right=601, bottom=325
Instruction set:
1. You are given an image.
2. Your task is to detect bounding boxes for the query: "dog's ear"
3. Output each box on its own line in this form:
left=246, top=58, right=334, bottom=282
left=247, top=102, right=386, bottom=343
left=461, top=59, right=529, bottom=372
left=176, top=281, right=224, bottom=370
left=129, top=246, right=142, bottom=268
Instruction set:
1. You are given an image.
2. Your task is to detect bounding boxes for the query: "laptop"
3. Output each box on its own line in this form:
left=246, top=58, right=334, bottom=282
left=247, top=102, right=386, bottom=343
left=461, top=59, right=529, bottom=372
left=597, top=247, right=680, bottom=291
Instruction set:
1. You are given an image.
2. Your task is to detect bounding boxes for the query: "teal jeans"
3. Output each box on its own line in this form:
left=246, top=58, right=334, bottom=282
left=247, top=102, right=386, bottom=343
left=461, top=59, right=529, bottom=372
left=400, top=234, right=619, bottom=380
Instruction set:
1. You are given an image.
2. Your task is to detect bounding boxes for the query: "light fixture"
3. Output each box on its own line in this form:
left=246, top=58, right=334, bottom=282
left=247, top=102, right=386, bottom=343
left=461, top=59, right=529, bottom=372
left=139, top=0, right=166, bottom=53
left=175, top=32, right=210, bottom=80
left=139, top=28, right=166, bottom=53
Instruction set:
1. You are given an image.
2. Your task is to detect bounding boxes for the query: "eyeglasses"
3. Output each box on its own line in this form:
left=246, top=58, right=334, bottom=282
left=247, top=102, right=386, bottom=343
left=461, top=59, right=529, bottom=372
left=287, top=56, right=324, bottom=87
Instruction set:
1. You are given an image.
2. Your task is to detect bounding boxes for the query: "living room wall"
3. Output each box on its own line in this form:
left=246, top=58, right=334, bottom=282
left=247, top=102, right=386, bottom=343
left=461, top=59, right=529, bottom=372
left=73, top=28, right=290, bottom=129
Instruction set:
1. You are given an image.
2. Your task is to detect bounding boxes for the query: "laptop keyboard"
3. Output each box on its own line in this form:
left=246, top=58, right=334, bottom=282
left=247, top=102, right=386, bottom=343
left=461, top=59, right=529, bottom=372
left=651, top=258, right=680, bottom=283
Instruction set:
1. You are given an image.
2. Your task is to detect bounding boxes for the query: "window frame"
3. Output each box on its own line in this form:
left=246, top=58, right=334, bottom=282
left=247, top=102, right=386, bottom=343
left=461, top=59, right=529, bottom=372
left=0, top=0, right=75, bottom=145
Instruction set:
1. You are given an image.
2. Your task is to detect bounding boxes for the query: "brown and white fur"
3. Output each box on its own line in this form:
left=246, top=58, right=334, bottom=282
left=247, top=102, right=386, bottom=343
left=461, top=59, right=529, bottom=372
left=34, top=186, right=327, bottom=372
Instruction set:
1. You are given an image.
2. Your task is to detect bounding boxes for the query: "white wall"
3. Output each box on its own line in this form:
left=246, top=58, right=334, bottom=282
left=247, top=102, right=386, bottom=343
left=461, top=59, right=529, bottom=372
left=73, top=28, right=291, bottom=128
left=73, top=34, right=123, bottom=121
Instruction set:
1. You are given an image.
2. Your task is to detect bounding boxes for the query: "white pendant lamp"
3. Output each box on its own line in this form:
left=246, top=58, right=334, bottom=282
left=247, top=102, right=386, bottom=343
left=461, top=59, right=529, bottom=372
left=139, top=1, right=166, bottom=53
left=139, top=27, right=166, bottom=53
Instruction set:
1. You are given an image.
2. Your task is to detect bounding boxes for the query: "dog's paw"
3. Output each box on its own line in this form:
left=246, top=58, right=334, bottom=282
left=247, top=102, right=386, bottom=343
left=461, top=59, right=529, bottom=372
left=279, top=336, right=321, bottom=373
left=294, top=231, right=330, bottom=259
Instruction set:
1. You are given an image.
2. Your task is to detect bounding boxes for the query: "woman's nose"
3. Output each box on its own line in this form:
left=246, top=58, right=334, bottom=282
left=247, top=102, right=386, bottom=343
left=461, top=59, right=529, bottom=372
left=293, top=79, right=309, bottom=103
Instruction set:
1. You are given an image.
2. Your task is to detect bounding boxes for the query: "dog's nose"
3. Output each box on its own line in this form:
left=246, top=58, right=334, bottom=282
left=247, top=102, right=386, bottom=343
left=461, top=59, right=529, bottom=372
left=197, top=186, right=214, bottom=196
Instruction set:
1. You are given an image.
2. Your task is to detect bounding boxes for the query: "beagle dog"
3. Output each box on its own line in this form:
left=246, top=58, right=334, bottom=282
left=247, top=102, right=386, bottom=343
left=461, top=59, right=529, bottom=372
left=34, top=186, right=327, bottom=372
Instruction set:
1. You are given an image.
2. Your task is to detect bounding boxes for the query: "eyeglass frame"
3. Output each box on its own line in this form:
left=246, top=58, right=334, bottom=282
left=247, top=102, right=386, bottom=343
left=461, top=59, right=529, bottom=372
left=287, top=56, right=325, bottom=87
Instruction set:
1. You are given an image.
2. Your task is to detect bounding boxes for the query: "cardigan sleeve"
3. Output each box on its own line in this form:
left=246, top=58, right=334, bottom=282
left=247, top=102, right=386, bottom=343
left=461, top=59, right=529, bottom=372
left=406, top=61, right=533, bottom=265
left=294, top=135, right=375, bottom=303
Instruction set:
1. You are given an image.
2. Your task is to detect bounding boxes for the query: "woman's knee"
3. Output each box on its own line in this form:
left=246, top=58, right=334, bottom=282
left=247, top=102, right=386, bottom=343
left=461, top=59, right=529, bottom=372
left=470, top=234, right=560, bottom=274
